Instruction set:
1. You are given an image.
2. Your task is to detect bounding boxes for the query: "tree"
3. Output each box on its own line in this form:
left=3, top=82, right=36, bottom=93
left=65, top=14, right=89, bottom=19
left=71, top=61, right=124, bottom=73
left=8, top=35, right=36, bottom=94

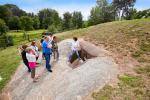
left=0, top=5, right=12, bottom=24
left=42, top=17, right=53, bottom=29
left=72, top=11, right=83, bottom=29
left=8, top=16, right=21, bottom=30
left=27, top=12, right=35, bottom=18
left=0, top=19, right=8, bottom=36
left=20, top=16, right=33, bottom=31
left=38, top=8, right=61, bottom=29
left=62, top=12, right=73, bottom=30
left=125, top=8, right=137, bottom=20
left=33, top=16, right=40, bottom=29
left=112, top=0, right=136, bottom=20
left=88, top=6, right=102, bottom=25
left=88, top=0, right=115, bottom=26
left=135, top=9, right=150, bottom=19
left=4, top=4, right=27, bottom=17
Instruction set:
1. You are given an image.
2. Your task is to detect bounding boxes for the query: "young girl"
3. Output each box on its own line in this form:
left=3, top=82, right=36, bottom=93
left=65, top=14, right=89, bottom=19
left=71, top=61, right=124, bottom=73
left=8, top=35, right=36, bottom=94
left=26, top=47, right=39, bottom=82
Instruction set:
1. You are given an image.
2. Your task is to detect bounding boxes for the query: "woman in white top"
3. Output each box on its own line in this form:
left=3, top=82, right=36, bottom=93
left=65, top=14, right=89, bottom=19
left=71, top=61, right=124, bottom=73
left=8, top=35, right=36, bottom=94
left=69, top=37, right=86, bottom=63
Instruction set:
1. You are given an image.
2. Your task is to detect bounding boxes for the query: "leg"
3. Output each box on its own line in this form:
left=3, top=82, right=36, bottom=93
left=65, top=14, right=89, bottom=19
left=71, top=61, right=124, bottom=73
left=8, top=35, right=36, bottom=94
left=24, top=61, right=31, bottom=72
left=44, top=54, right=52, bottom=71
left=70, top=52, right=78, bottom=63
left=31, top=68, right=35, bottom=79
left=36, top=57, right=38, bottom=61
left=31, top=68, right=38, bottom=82
left=56, top=50, right=59, bottom=61
left=78, top=50, right=86, bottom=61
left=53, top=51, right=56, bottom=60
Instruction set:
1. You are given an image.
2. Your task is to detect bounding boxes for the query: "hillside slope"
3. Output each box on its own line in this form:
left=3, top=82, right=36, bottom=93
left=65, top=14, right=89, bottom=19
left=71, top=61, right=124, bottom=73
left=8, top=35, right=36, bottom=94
left=58, top=18, right=150, bottom=63
left=57, top=18, right=150, bottom=99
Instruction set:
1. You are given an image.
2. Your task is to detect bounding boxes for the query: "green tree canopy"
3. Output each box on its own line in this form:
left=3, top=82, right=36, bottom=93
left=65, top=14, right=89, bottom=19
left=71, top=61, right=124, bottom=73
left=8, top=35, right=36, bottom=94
left=38, top=8, right=60, bottom=29
left=88, top=0, right=115, bottom=26
left=33, top=16, right=40, bottom=29
left=4, top=4, right=27, bottom=17
left=0, top=19, right=8, bottom=36
left=20, top=16, right=33, bottom=31
left=62, top=12, right=73, bottom=30
left=8, top=16, right=20, bottom=30
left=0, top=5, right=12, bottom=24
left=72, top=11, right=83, bottom=29
left=113, top=0, right=136, bottom=20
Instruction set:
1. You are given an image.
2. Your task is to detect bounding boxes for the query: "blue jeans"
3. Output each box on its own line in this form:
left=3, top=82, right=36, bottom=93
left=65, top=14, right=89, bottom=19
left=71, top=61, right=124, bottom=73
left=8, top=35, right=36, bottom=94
left=44, top=54, right=51, bottom=70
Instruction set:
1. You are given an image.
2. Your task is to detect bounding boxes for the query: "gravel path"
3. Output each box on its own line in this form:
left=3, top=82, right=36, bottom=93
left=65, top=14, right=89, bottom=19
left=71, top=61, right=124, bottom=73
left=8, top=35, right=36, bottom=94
left=3, top=39, right=119, bottom=100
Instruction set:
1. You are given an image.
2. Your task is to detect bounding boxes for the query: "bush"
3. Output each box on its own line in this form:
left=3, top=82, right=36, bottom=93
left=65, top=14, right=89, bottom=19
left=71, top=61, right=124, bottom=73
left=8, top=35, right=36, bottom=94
left=48, top=25, right=57, bottom=33
left=0, top=19, right=8, bottom=36
left=6, top=36, right=14, bottom=46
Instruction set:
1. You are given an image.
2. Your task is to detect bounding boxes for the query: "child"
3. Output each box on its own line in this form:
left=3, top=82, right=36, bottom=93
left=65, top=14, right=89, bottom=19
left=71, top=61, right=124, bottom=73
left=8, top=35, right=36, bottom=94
left=26, top=47, right=39, bottom=82
left=20, top=45, right=31, bottom=72
left=30, top=41, right=39, bottom=61
left=51, top=36, right=59, bottom=61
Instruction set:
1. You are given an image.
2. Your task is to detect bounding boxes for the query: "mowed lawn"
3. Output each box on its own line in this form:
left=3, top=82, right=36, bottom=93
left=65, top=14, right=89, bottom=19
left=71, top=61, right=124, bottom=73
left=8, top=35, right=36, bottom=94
left=7, top=29, right=46, bottom=45
left=0, top=29, right=45, bottom=92
left=7, top=29, right=46, bottom=36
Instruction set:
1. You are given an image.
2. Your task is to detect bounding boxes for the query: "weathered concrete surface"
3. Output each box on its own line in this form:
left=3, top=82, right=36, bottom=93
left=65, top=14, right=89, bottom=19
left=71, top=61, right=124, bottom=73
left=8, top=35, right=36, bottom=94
left=2, top=39, right=119, bottom=100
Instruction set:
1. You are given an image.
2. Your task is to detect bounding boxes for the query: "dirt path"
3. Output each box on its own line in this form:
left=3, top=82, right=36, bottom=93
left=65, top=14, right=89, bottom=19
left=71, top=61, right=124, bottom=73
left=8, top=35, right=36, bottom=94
left=2, top=39, right=119, bottom=100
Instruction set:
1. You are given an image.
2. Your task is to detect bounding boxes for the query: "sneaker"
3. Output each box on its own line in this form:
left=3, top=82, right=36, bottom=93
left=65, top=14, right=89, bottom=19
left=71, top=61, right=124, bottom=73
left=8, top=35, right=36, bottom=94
left=33, top=79, right=38, bottom=83
left=28, top=70, right=31, bottom=72
left=48, top=70, right=53, bottom=72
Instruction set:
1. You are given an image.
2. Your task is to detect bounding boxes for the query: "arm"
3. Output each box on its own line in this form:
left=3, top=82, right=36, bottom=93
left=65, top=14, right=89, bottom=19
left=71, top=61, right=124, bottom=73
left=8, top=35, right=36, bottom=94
left=47, top=44, right=52, bottom=48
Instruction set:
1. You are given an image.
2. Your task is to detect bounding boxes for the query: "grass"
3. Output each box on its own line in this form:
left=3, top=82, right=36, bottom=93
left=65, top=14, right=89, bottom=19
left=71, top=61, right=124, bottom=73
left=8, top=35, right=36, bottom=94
left=7, top=29, right=46, bottom=45
left=0, top=18, right=150, bottom=96
left=0, top=46, right=20, bottom=92
left=92, top=74, right=146, bottom=100
left=7, top=29, right=45, bottom=36
left=92, top=85, right=113, bottom=100
left=56, top=18, right=150, bottom=99
left=135, top=65, right=150, bottom=77
left=118, top=74, right=144, bottom=88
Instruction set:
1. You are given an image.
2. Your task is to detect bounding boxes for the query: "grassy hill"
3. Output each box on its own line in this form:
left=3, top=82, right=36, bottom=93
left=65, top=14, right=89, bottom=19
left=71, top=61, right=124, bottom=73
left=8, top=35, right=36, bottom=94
left=58, top=18, right=150, bottom=62
left=57, top=18, right=150, bottom=99
left=0, top=18, right=150, bottom=99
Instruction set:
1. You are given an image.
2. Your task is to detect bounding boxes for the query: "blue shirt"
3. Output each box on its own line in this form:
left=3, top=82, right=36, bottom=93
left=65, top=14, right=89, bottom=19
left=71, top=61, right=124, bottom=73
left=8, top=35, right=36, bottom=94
left=42, top=41, right=52, bottom=54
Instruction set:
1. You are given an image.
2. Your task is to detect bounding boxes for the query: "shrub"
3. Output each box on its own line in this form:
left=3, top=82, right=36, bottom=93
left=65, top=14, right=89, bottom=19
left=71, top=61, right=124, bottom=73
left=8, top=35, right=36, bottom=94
left=48, top=25, right=57, bottom=33
left=0, top=19, right=8, bottom=36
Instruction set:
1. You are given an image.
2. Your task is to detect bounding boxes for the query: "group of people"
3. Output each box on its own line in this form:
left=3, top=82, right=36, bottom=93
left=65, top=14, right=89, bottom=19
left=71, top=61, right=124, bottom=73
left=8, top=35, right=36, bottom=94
left=19, top=34, right=85, bottom=82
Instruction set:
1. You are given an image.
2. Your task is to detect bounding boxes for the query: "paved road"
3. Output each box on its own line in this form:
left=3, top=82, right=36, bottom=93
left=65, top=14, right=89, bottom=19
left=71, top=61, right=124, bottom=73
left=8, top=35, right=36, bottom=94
left=3, top=39, right=119, bottom=100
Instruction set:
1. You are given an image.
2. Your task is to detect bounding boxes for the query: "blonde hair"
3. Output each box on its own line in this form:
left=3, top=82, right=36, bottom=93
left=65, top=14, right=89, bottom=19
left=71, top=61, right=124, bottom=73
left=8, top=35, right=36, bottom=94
left=25, top=47, right=33, bottom=53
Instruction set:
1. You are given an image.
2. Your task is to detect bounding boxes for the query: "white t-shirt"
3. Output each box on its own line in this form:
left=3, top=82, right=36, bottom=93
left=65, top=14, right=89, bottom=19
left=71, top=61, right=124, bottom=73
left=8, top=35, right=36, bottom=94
left=71, top=41, right=81, bottom=51
left=30, top=45, right=39, bottom=57
left=26, top=53, right=36, bottom=62
left=48, top=36, right=53, bottom=44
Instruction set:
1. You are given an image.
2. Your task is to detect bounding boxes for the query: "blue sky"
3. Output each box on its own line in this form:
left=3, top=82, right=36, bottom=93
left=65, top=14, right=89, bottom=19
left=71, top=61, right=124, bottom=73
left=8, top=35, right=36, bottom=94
left=0, top=0, right=150, bottom=20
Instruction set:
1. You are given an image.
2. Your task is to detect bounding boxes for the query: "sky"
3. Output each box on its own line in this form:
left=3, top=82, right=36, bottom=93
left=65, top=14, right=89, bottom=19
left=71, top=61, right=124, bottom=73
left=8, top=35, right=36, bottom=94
left=0, top=0, right=150, bottom=20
